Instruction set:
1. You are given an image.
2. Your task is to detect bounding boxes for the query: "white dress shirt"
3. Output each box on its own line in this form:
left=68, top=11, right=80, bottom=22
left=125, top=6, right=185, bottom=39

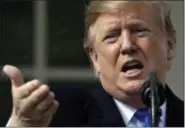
left=113, top=98, right=166, bottom=127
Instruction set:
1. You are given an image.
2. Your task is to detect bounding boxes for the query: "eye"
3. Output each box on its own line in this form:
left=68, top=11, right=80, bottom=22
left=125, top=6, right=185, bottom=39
left=133, top=28, right=151, bottom=37
left=105, top=34, right=118, bottom=39
left=103, top=32, right=120, bottom=43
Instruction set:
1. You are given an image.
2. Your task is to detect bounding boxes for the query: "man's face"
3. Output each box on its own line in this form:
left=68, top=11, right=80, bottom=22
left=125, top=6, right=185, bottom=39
left=90, top=2, right=175, bottom=103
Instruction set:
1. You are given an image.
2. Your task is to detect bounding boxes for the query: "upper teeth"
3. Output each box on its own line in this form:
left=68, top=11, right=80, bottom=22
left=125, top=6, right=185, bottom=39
left=126, top=61, right=139, bottom=66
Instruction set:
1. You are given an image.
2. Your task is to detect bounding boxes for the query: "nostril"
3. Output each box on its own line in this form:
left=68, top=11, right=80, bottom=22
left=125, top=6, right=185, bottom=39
left=120, top=46, right=138, bottom=55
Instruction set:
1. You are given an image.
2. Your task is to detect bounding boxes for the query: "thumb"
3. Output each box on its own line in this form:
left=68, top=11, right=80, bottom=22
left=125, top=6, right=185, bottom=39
left=2, top=65, right=24, bottom=87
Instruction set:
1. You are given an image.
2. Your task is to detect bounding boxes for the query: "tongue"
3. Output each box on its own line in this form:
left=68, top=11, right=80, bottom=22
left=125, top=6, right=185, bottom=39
left=125, top=69, right=141, bottom=74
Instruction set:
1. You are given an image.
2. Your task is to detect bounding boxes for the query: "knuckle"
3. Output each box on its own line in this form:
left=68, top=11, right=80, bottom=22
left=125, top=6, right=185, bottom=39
left=36, top=104, right=43, bottom=112
left=21, top=99, right=33, bottom=111
left=40, top=85, right=50, bottom=92
left=52, top=101, right=59, bottom=114
left=49, top=92, right=55, bottom=99
left=36, top=102, right=49, bottom=114
left=16, top=88, right=29, bottom=98
left=31, top=79, right=41, bottom=86
left=54, top=100, right=59, bottom=108
left=31, top=97, right=39, bottom=104
left=27, top=95, right=39, bottom=105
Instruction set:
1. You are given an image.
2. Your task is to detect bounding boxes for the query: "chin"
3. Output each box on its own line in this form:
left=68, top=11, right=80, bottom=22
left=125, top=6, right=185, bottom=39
left=117, top=79, right=146, bottom=96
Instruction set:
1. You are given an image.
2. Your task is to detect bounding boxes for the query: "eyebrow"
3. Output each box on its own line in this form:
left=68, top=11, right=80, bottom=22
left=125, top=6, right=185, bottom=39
left=103, top=20, right=150, bottom=34
left=102, top=18, right=152, bottom=36
left=125, top=19, right=151, bottom=29
left=103, top=21, right=121, bottom=33
left=105, top=26, right=120, bottom=33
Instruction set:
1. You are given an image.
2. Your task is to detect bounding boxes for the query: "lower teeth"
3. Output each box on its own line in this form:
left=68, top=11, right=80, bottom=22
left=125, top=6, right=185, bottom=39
left=126, top=69, right=141, bottom=73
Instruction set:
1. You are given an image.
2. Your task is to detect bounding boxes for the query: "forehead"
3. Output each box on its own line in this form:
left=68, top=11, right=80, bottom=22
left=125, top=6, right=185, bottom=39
left=94, top=2, right=160, bottom=31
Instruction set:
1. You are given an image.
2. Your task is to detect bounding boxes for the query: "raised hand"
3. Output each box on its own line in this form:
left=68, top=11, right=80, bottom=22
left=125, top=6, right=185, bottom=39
left=3, top=65, right=59, bottom=127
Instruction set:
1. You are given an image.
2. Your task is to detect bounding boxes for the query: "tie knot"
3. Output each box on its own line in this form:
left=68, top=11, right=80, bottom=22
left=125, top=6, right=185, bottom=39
left=135, top=108, right=149, bottom=118
left=134, top=108, right=150, bottom=127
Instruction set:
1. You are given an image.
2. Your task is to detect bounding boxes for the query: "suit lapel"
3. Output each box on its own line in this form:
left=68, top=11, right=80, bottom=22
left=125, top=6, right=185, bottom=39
left=91, top=86, right=126, bottom=127
left=88, top=85, right=184, bottom=127
left=165, top=86, right=184, bottom=127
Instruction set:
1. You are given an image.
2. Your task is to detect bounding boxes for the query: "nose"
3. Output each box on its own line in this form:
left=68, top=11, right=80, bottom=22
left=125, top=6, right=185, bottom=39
left=119, top=30, right=138, bottom=55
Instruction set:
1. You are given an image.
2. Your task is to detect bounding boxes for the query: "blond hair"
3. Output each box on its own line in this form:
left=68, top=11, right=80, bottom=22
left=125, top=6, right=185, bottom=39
left=83, top=0, right=176, bottom=53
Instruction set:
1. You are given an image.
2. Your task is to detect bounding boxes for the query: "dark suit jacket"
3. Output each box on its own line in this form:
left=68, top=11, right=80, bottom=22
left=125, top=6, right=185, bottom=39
left=50, top=84, right=184, bottom=127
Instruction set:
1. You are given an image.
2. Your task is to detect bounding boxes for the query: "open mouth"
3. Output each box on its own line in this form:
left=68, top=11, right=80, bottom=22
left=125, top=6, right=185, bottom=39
left=122, top=60, right=144, bottom=73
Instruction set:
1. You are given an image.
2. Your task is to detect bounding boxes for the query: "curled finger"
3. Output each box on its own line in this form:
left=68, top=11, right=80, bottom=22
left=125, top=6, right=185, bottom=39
left=35, top=91, right=55, bottom=113
left=16, top=79, right=41, bottom=99
left=20, top=85, right=50, bottom=114
left=42, top=100, right=59, bottom=118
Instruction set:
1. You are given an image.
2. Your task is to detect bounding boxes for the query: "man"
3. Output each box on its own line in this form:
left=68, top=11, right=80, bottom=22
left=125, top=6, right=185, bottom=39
left=3, top=0, right=184, bottom=127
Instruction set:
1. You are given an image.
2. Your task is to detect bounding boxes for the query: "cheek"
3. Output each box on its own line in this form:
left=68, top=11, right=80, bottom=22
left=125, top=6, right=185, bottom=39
left=137, top=37, right=167, bottom=58
left=98, top=43, right=120, bottom=67
left=137, top=38, right=168, bottom=70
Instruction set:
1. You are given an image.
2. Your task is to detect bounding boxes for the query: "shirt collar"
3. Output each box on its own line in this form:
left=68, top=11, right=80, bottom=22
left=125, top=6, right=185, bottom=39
left=113, top=98, right=167, bottom=126
left=113, top=98, right=137, bottom=125
left=161, top=100, right=167, bottom=125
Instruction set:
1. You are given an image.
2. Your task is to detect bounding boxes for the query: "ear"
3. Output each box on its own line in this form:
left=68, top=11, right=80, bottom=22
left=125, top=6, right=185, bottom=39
left=88, top=48, right=100, bottom=75
left=167, top=39, right=176, bottom=61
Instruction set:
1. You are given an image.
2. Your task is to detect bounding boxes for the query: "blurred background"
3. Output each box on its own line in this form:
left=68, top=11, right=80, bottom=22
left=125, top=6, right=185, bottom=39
left=0, top=0, right=184, bottom=125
